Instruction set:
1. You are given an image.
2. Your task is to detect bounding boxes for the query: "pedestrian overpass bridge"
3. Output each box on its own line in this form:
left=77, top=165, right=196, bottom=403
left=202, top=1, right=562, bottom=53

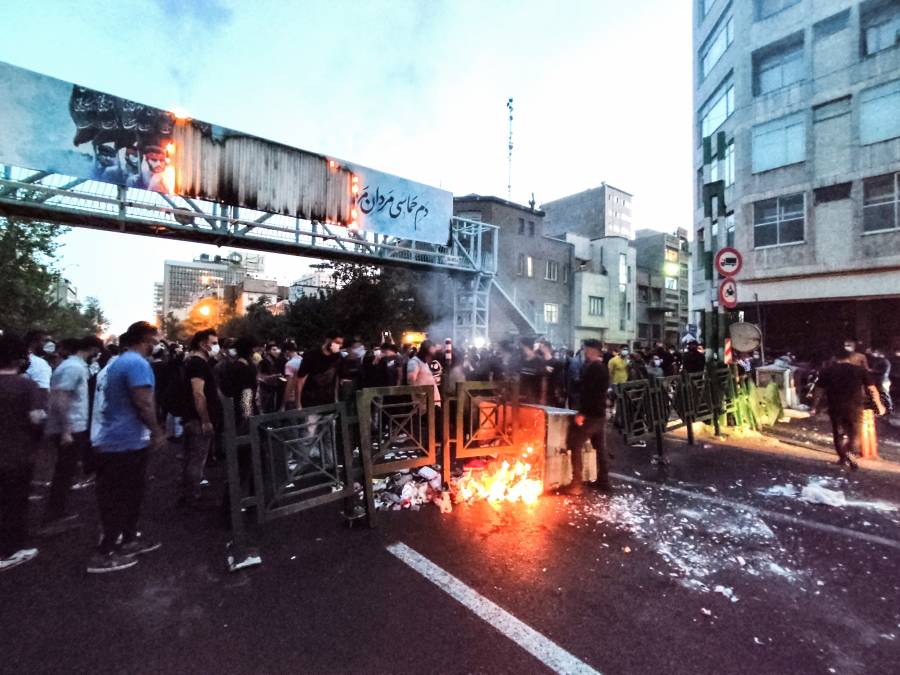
left=0, top=60, right=540, bottom=344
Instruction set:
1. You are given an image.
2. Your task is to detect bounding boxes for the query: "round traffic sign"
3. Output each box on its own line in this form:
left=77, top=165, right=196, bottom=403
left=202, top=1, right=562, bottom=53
left=715, top=247, right=743, bottom=277
left=718, top=278, right=738, bottom=309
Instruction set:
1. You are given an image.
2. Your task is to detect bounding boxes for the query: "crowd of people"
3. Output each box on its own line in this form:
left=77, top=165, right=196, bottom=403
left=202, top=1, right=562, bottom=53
left=3, top=317, right=891, bottom=575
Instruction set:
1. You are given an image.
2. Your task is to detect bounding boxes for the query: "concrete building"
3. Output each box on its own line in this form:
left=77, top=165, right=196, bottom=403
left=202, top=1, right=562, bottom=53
left=225, top=278, right=285, bottom=315
left=693, top=0, right=900, bottom=356
left=564, top=234, right=637, bottom=347
left=51, top=277, right=77, bottom=308
left=632, top=228, right=691, bottom=347
left=289, top=269, right=335, bottom=301
left=542, top=183, right=634, bottom=240
left=152, top=282, right=163, bottom=325
left=454, top=195, right=574, bottom=346
left=161, top=250, right=265, bottom=318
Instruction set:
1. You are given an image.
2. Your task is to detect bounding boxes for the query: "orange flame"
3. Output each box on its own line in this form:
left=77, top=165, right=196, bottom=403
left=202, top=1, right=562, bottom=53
left=455, top=447, right=542, bottom=506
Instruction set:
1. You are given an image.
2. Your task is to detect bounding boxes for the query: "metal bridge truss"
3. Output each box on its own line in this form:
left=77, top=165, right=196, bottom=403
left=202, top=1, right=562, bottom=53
left=0, top=164, right=498, bottom=345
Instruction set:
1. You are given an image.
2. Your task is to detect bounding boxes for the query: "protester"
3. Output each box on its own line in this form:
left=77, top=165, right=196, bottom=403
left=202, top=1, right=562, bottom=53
left=563, top=339, right=611, bottom=495
left=40, top=335, right=103, bottom=535
left=378, top=343, right=405, bottom=388
left=219, top=336, right=259, bottom=434
left=295, top=334, right=344, bottom=409
left=90, top=321, right=163, bottom=574
left=179, top=329, right=222, bottom=507
left=257, top=342, right=285, bottom=413
left=842, top=339, right=868, bottom=370
left=407, top=340, right=441, bottom=406
left=811, top=344, right=886, bottom=470
left=607, top=348, right=629, bottom=386
left=0, top=335, right=46, bottom=572
left=24, top=330, right=53, bottom=395
left=281, top=341, right=301, bottom=410
left=682, top=342, right=706, bottom=373
left=516, top=337, right=545, bottom=405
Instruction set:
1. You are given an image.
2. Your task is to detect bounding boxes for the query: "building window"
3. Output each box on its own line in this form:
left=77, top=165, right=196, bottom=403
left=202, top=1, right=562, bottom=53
left=651, top=288, right=662, bottom=305
left=638, top=286, right=649, bottom=303
left=755, top=0, right=799, bottom=21
left=753, top=193, right=805, bottom=248
left=724, top=141, right=735, bottom=186
left=518, top=218, right=525, bottom=235
left=665, top=277, right=678, bottom=290
left=701, top=0, right=718, bottom=19
left=544, top=303, right=559, bottom=325
left=619, top=283, right=627, bottom=331
left=813, top=96, right=851, bottom=123
left=863, top=173, right=899, bottom=233
left=619, top=253, right=628, bottom=282
left=862, top=3, right=900, bottom=56
left=528, top=221, right=536, bottom=237
left=626, top=302, right=632, bottom=320
left=700, top=15, right=734, bottom=80
left=639, top=322, right=650, bottom=339
left=526, top=256, right=534, bottom=278
left=752, top=112, right=805, bottom=173
left=814, top=9, right=850, bottom=41
left=754, top=36, right=804, bottom=96
left=517, top=254, right=525, bottom=276
left=588, top=296, right=605, bottom=316
left=680, top=263, right=689, bottom=278
left=664, top=247, right=679, bottom=262
left=700, top=78, right=735, bottom=139
left=860, top=78, right=900, bottom=145
left=725, top=213, right=735, bottom=247
left=545, top=260, right=559, bottom=281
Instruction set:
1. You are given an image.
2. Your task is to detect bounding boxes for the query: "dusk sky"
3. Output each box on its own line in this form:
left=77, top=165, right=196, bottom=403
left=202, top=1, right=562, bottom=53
left=0, top=0, right=693, bottom=333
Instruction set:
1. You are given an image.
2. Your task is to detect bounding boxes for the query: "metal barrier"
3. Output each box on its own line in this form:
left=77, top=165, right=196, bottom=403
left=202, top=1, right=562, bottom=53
left=222, top=397, right=375, bottom=572
left=356, top=385, right=436, bottom=476
left=444, top=380, right=519, bottom=482
left=614, top=369, right=731, bottom=459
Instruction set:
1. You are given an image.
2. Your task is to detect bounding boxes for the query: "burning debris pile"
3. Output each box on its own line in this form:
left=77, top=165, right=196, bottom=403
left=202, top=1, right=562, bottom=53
left=372, top=447, right=543, bottom=512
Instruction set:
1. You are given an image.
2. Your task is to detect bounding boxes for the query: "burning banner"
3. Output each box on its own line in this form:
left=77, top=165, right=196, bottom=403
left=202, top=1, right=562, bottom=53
left=0, top=60, right=452, bottom=245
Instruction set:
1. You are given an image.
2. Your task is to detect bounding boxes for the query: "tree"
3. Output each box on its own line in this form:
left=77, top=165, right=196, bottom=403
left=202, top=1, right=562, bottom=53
left=0, top=217, right=110, bottom=337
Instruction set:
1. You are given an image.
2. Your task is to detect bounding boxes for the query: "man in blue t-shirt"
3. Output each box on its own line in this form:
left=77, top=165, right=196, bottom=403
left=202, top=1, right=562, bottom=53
left=88, top=322, right=164, bottom=574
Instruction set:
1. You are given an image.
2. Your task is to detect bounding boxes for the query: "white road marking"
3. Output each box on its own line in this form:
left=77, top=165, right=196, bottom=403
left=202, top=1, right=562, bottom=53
left=386, top=542, right=601, bottom=675
left=610, top=472, right=900, bottom=552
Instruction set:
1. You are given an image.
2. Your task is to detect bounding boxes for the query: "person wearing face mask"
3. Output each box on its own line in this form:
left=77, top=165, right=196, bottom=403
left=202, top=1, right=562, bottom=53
left=842, top=339, right=869, bottom=370
left=258, top=342, right=286, bottom=414
left=90, top=321, right=164, bottom=573
left=647, top=354, right=665, bottom=380
left=178, top=329, right=222, bottom=508
left=40, top=335, right=104, bottom=536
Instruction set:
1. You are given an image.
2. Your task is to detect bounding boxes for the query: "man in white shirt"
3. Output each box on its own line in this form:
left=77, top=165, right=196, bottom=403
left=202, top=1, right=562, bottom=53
left=41, top=336, right=103, bottom=534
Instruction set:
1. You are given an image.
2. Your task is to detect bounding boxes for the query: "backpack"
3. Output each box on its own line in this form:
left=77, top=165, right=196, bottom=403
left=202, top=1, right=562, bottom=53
left=160, top=358, right=192, bottom=418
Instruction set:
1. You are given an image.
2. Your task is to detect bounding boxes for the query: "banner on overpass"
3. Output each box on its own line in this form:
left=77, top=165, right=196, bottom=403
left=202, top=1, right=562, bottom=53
left=0, top=60, right=451, bottom=245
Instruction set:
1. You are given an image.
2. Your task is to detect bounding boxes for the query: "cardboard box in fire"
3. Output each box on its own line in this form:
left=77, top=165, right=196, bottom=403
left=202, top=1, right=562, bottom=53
left=475, top=401, right=596, bottom=490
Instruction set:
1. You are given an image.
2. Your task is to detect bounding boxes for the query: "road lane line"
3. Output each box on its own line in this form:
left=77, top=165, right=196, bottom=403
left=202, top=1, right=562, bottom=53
left=610, top=472, right=900, bottom=552
left=386, top=542, right=601, bottom=675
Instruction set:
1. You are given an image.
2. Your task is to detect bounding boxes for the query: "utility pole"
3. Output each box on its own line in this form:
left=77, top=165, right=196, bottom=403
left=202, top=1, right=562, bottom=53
left=506, top=97, right=513, bottom=199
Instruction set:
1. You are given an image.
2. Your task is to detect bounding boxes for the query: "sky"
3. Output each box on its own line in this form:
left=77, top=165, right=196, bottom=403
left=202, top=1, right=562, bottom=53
left=0, top=0, right=693, bottom=333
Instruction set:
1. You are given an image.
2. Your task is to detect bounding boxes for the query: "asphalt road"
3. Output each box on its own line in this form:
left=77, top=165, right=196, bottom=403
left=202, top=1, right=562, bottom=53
left=2, top=434, right=899, bottom=675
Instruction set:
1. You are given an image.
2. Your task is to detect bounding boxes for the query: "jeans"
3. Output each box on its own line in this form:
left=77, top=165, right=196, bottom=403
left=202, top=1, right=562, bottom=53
left=0, top=462, right=34, bottom=557
left=95, top=449, right=147, bottom=554
left=567, top=415, right=610, bottom=487
left=45, top=431, right=91, bottom=522
left=182, top=419, right=213, bottom=501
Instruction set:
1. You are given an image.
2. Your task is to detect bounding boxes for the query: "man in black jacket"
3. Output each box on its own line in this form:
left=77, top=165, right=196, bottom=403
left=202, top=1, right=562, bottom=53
left=563, top=339, right=611, bottom=495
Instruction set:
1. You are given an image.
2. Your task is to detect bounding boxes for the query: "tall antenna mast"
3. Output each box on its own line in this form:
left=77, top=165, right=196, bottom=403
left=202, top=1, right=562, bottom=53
left=506, top=97, right=513, bottom=199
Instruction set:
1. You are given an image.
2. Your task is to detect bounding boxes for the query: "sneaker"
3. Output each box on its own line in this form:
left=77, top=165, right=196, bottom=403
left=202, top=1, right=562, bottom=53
left=630, top=440, right=648, bottom=448
left=0, top=548, right=38, bottom=572
left=118, top=535, right=162, bottom=558
left=38, top=514, right=81, bottom=537
left=86, top=552, right=138, bottom=574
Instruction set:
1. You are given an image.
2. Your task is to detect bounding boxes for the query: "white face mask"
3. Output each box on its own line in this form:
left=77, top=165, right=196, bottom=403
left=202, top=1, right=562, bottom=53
left=227, top=348, right=238, bottom=358
left=43, top=341, right=56, bottom=354
left=209, top=343, right=221, bottom=356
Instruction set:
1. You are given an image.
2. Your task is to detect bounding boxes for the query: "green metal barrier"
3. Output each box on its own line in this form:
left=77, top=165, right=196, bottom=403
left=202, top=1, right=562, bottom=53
left=222, top=397, right=376, bottom=572
left=356, top=385, right=436, bottom=476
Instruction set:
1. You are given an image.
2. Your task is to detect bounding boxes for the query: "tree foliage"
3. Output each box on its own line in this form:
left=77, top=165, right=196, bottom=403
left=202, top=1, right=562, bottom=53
left=0, top=218, right=108, bottom=337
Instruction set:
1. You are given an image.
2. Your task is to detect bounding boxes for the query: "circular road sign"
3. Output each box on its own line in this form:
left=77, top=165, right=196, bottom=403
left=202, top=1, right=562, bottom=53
left=719, top=278, right=738, bottom=309
left=715, top=247, right=743, bottom=277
